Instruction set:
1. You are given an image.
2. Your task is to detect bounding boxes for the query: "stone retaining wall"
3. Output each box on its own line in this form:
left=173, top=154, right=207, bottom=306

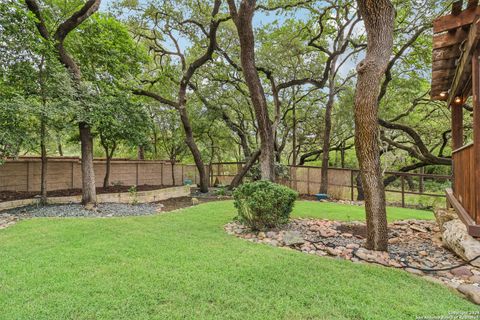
left=0, top=185, right=191, bottom=211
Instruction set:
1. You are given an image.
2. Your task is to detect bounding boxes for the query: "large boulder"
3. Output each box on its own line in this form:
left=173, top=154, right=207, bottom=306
left=442, top=219, right=480, bottom=267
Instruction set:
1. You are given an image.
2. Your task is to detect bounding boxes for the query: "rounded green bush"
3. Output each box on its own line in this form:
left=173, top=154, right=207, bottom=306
left=233, top=181, right=298, bottom=230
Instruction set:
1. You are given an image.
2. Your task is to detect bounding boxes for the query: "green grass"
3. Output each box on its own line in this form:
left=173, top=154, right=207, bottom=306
left=292, top=200, right=434, bottom=222
left=0, top=201, right=475, bottom=319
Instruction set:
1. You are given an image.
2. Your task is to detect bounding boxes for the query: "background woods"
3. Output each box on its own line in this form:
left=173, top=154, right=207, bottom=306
left=0, top=1, right=456, bottom=218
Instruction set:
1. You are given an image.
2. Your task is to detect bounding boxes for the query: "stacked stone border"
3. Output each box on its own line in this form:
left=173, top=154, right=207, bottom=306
left=0, top=185, right=191, bottom=211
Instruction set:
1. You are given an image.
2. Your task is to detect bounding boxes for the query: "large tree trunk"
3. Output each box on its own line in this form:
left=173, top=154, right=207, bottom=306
left=177, top=101, right=209, bottom=192
left=79, top=122, right=97, bottom=205
left=354, top=0, right=395, bottom=251
left=40, top=117, right=48, bottom=205
left=228, top=0, right=275, bottom=181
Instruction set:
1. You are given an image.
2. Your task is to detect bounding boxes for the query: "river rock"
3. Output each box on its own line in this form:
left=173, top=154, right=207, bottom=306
left=283, top=231, right=304, bottom=246
left=457, top=284, right=480, bottom=304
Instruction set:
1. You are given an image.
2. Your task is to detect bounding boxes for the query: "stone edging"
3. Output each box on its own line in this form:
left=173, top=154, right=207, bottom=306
left=0, top=185, right=191, bottom=211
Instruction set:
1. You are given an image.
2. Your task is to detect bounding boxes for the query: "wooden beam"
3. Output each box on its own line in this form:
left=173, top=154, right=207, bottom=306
left=434, top=5, right=480, bottom=33
left=452, top=102, right=464, bottom=150
left=433, top=58, right=457, bottom=71
left=447, top=19, right=480, bottom=106
left=433, top=46, right=462, bottom=60
left=472, top=49, right=480, bottom=224
left=432, top=68, right=457, bottom=79
left=446, top=188, right=480, bottom=237
left=433, top=28, right=468, bottom=49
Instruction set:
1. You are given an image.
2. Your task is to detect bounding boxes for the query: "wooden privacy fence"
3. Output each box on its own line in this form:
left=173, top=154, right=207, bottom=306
left=210, top=162, right=451, bottom=208
left=0, top=158, right=451, bottom=208
left=0, top=157, right=202, bottom=192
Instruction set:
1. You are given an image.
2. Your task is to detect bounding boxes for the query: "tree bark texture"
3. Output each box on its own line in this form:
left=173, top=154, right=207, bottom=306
left=40, top=118, right=48, bottom=205
left=79, top=122, right=97, bottom=205
left=102, top=141, right=115, bottom=188
left=228, top=0, right=275, bottom=181
left=319, top=75, right=336, bottom=194
left=354, top=0, right=395, bottom=251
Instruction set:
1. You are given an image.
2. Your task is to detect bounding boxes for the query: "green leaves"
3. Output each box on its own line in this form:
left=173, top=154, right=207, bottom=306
left=233, top=181, right=298, bottom=230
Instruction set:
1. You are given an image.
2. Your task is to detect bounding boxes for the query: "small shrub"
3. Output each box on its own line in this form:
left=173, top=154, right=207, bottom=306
left=215, top=186, right=232, bottom=197
left=233, top=181, right=298, bottom=230
left=128, top=185, right=138, bottom=205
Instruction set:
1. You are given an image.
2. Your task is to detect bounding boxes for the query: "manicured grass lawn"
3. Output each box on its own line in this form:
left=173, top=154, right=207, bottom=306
left=0, top=201, right=475, bottom=319
left=292, top=200, right=435, bottom=222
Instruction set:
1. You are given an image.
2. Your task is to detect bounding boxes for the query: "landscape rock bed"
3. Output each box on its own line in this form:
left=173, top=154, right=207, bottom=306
left=0, top=196, right=216, bottom=230
left=225, top=218, right=480, bottom=303
left=0, top=203, right=160, bottom=226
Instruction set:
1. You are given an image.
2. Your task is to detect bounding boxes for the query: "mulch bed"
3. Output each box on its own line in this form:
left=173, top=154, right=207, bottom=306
left=0, top=185, right=170, bottom=202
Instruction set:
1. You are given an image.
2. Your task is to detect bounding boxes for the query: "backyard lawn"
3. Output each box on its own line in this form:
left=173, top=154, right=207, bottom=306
left=292, top=200, right=435, bottom=221
left=0, top=201, right=475, bottom=319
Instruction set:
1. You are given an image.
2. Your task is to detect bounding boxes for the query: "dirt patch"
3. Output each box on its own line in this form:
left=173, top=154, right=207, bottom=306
left=158, top=196, right=220, bottom=212
left=337, top=224, right=367, bottom=238
left=0, top=185, right=171, bottom=202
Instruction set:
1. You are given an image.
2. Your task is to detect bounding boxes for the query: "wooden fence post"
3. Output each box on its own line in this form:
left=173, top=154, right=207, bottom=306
left=307, top=167, right=311, bottom=195
left=136, top=162, right=139, bottom=186
left=71, top=161, right=74, bottom=189
left=350, top=170, right=354, bottom=201
left=26, top=161, right=30, bottom=192
left=401, top=175, right=405, bottom=208
left=160, top=162, right=164, bottom=186
left=181, top=165, right=185, bottom=186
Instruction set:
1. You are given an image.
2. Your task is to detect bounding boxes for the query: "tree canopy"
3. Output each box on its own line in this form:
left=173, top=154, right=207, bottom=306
left=0, top=0, right=455, bottom=178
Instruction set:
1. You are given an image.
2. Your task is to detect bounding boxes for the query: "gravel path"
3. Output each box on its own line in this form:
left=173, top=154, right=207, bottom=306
left=1, top=203, right=159, bottom=218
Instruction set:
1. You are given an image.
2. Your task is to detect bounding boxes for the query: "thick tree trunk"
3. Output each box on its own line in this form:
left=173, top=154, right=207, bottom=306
left=319, top=90, right=335, bottom=194
left=79, top=122, right=97, bottom=205
left=228, top=149, right=261, bottom=190
left=102, top=143, right=115, bottom=189
left=177, top=101, right=209, bottom=192
left=228, top=0, right=275, bottom=181
left=292, top=99, right=297, bottom=166
left=354, top=0, right=395, bottom=251
left=171, top=160, right=176, bottom=186
left=103, top=156, right=111, bottom=188
left=40, top=118, right=48, bottom=205
left=356, top=173, right=365, bottom=201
